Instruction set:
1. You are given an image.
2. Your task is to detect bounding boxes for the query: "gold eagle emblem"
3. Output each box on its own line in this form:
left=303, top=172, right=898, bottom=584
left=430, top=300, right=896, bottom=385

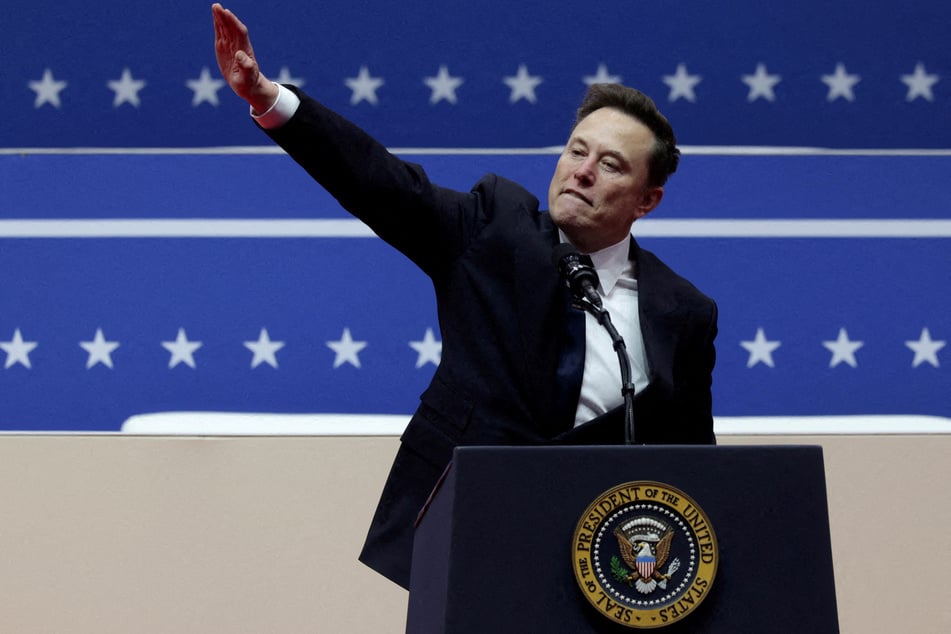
left=613, top=518, right=681, bottom=594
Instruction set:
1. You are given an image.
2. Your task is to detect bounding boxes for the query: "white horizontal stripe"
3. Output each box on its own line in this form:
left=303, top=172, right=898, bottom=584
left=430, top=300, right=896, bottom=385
left=116, top=412, right=951, bottom=436
left=681, top=146, right=951, bottom=157
left=634, top=219, right=951, bottom=238
left=3, top=218, right=951, bottom=238
left=715, top=415, right=951, bottom=436
left=0, top=146, right=287, bottom=156
left=0, top=146, right=561, bottom=156
left=3, top=146, right=951, bottom=156
left=0, top=219, right=376, bottom=238
left=121, top=413, right=411, bottom=436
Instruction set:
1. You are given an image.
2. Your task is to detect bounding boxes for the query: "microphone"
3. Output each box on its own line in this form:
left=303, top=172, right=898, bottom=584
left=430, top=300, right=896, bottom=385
left=551, top=243, right=602, bottom=310
left=552, top=242, right=639, bottom=444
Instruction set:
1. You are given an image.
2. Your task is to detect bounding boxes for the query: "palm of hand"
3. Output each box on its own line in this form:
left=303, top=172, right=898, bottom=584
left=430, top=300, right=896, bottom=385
left=212, top=3, right=267, bottom=105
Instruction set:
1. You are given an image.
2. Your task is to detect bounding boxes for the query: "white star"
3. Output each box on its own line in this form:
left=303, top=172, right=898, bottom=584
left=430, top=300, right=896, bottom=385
left=28, top=68, right=68, bottom=108
left=901, top=63, right=939, bottom=102
left=79, top=328, right=120, bottom=369
left=662, top=63, right=702, bottom=103
left=108, top=68, right=147, bottom=107
left=821, top=63, right=861, bottom=102
left=409, top=328, right=442, bottom=368
left=327, top=328, right=367, bottom=369
left=424, top=65, right=464, bottom=104
left=822, top=328, right=864, bottom=368
left=583, top=63, right=622, bottom=86
left=161, top=328, right=202, bottom=369
left=905, top=328, right=945, bottom=368
left=186, top=67, right=226, bottom=107
left=1, top=329, right=38, bottom=370
left=274, top=66, right=306, bottom=87
left=740, top=328, right=781, bottom=368
left=742, top=63, right=782, bottom=102
left=244, top=328, right=285, bottom=369
left=345, top=66, right=384, bottom=105
left=503, top=64, right=543, bottom=104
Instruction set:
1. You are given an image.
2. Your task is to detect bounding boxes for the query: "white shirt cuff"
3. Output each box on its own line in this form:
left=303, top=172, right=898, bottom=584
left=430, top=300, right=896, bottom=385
left=251, top=83, right=301, bottom=129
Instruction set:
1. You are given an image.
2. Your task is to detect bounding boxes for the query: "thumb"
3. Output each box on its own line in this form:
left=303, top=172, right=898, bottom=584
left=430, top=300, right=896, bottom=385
left=235, top=50, right=255, bottom=70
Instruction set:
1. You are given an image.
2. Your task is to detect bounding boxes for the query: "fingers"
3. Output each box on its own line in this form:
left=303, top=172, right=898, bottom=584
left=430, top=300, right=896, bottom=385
left=212, top=4, right=232, bottom=48
left=213, top=3, right=254, bottom=93
left=213, top=7, right=236, bottom=82
left=213, top=4, right=250, bottom=47
left=211, top=3, right=276, bottom=109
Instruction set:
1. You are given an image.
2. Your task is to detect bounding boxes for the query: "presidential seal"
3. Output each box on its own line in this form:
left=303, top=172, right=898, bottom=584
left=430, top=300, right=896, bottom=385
left=572, top=481, right=718, bottom=629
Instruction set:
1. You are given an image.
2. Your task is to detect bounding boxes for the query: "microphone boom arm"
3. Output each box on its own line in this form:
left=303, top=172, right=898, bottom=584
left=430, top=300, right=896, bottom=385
left=572, top=297, right=638, bottom=445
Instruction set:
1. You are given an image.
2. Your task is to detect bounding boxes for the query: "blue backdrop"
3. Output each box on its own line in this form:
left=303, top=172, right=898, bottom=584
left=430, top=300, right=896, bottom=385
left=2, top=0, right=949, bottom=430
left=5, top=0, right=951, bottom=149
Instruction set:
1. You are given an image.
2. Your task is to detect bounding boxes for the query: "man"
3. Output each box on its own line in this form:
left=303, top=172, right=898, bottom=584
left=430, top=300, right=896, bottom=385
left=212, top=3, right=717, bottom=589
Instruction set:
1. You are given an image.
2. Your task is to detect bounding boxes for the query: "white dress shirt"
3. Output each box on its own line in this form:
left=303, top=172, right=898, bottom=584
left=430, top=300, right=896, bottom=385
left=251, top=83, right=300, bottom=129
left=563, top=233, right=651, bottom=427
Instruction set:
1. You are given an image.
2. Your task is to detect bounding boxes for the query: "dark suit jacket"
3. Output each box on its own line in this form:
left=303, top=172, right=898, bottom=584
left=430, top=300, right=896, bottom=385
left=266, top=87, right=718, bottom=589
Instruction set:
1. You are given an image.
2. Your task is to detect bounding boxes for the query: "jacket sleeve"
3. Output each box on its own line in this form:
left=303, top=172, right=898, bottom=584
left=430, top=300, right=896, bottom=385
left=261, top=86, right=489, bottom=276
left=680, top=299, right=718, bottom=444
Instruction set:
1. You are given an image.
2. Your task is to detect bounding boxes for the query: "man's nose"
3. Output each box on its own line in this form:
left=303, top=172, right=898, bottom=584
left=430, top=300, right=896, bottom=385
left=573, top=158, right=596, bottom=184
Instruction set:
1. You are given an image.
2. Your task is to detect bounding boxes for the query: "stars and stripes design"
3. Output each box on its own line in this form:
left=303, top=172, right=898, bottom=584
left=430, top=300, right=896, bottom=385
left=2, top=325, right=941, bottom=372
left=21, top=60, right=943, bottom=111
left=0, top=326, right=441, bottom=371
left=2, top=148, right=949, bottom=430
left=2, top=1, right=949, bottom=430
left=636, top=554, right=657, bottom=581
left=5, top=0, right=950, bottom=148
left=739, top=327, right=945, bottom=370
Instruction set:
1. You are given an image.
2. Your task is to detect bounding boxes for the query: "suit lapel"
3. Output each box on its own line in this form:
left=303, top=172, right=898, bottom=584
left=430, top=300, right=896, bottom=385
left=514, top=212, right=566, bottom=428
left=632, top=237, right=678, bottom=392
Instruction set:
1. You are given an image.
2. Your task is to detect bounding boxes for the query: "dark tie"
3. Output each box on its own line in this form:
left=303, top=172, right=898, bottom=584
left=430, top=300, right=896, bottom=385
left=553, top=261, right=590, bottom=432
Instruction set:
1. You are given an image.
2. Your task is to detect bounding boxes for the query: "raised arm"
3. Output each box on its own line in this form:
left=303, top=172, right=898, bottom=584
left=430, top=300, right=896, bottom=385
left=211, top=3, right=493, bottom=274
left=212, top=3, right=279, bottom=113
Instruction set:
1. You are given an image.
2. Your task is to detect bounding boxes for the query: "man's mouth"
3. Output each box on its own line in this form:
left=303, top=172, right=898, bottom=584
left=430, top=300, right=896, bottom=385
left=562, top=188, right=592, bottom=205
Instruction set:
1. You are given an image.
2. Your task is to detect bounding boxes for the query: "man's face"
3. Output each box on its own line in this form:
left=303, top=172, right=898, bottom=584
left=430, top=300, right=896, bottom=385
left=548, top=107, right=663, bottom=253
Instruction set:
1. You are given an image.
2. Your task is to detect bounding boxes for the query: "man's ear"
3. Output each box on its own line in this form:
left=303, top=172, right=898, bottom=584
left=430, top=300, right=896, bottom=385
left=633, top=186, right=664, bottom=220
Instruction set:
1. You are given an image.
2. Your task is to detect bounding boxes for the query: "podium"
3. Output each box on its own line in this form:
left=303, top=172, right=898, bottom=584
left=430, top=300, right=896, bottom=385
left=407, top=446, right=838, bottom=632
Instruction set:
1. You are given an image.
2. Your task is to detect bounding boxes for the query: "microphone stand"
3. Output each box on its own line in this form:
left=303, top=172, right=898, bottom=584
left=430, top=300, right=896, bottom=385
left=572, top=297, right=637, bottom=445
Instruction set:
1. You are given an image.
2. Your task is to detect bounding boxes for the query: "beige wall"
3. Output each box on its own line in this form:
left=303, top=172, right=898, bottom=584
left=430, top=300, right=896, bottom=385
left=0, top=433, right=948, bottom=632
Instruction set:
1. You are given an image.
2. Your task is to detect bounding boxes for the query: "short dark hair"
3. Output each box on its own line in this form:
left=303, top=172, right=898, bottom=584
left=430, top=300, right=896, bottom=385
left=573, top=84, right=680, bottom=187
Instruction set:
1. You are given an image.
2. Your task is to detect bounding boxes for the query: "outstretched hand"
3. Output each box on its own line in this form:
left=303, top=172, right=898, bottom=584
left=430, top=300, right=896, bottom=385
left=212, top=3, right=278, bottom=112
